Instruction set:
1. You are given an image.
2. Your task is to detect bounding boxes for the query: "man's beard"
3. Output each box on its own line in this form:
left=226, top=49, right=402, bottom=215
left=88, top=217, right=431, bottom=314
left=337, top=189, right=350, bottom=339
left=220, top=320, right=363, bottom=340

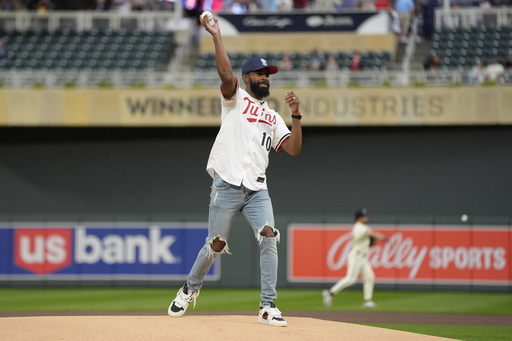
left=249, top=79, right=270, bottom=99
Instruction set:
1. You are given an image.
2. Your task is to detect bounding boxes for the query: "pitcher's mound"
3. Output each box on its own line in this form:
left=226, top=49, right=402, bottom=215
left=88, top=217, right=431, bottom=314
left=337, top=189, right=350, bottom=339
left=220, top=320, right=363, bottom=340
left=1, top=315, right=458, bottom=340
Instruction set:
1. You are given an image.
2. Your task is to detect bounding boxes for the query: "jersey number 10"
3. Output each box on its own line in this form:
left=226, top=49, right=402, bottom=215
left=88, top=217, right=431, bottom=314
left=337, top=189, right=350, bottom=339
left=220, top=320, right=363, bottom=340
left=261, top=132, right=272, bottom=151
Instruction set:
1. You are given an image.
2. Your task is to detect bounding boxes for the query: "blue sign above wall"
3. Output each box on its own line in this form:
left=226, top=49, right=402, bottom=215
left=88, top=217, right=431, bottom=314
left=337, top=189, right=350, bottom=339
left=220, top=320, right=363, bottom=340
left=217, top=12, right=388, bottom=33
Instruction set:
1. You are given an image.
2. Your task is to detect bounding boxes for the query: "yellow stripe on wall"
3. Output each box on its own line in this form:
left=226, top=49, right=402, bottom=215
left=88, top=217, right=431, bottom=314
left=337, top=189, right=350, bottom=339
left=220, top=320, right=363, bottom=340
left=0, top=87, right=510, bottom=127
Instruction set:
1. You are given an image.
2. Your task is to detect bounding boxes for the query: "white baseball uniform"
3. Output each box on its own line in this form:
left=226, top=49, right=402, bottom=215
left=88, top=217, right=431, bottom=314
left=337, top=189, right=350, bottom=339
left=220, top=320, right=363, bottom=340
left=329, top=221, right=376, bottom=301
left=206, top=80, right=291, bottom=190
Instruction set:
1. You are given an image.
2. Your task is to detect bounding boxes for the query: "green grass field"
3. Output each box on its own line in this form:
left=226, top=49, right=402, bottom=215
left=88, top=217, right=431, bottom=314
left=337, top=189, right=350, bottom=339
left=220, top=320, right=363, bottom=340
left=1, top=288, right=511, bottom=340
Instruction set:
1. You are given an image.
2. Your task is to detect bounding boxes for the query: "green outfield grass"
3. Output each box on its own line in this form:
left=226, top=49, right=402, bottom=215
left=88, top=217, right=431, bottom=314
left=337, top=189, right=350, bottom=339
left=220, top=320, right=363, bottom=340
left=1, top=288, right=511, bottom=340
left=362, top=324, right=512, bottom=341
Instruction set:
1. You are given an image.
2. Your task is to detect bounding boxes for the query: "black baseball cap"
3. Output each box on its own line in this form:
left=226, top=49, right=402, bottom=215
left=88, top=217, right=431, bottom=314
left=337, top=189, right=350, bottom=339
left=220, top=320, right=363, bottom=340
left=242, top=58, right=278, bottom=75
left=355, top=208, right=368, bottom=220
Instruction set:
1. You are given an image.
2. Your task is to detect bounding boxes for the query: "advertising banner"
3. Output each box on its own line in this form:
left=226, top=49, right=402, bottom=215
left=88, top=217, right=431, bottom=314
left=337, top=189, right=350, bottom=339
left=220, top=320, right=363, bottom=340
left=216, top=12, right=389, bottom=34
left=288, top=224, right=511, bottom=285
left=1, top=87, right=511, bottom=127
left=0, top=223, right=218, bottom=281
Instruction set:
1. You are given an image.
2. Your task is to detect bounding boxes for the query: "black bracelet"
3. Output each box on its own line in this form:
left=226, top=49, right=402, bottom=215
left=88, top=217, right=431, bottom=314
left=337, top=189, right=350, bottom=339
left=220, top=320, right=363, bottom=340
left=291, top=114, right=302, bottom=120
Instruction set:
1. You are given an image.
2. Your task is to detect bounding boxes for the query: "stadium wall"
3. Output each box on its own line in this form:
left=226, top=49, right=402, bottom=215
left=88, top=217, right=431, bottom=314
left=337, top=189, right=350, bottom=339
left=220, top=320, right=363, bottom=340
left=1, top=86, right=511, bottom=289
left=0, top=124, right=511, bottom=290
left=198, top=32, right=397, bottom=55
left=1, top=125, right=511, bottom=219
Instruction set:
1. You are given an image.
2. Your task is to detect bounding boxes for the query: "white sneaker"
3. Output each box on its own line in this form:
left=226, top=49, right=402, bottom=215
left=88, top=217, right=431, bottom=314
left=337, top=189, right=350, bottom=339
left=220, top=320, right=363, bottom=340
left=258, top=303, right=287, bottom=327
left=322, top=290, right=332, bottom=307
left=168, top=284, right=200, bottom=317
left=363, top=300, right=376, bottom=308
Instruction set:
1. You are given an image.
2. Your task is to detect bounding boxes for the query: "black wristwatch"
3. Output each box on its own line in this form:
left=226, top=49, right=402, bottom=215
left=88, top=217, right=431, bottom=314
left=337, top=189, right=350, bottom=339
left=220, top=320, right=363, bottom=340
left=291, top=114, right=302, bottom=120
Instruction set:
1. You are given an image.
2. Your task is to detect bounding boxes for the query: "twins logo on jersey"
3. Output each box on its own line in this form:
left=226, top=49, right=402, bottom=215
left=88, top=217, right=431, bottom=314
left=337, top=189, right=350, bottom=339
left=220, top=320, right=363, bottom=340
left=242, top=97, right=277, bottom=126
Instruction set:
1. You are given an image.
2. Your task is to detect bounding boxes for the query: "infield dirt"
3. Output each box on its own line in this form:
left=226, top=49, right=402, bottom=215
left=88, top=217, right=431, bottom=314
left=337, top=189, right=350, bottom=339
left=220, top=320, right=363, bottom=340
left=1, top=314, right=460, bottom=341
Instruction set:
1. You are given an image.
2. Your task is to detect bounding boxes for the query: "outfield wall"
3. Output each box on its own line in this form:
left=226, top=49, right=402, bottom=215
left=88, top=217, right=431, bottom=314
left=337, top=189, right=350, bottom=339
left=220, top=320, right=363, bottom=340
left=0, top=124, right=511, bottom=290
left=1, top=219, right=511, bottom=291
left=1, top=86, right=511, bottom=290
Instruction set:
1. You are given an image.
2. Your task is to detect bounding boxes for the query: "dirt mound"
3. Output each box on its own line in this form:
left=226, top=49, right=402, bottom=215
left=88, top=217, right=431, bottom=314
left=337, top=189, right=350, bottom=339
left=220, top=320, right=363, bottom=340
left=1, top=315, right=458, bottom=341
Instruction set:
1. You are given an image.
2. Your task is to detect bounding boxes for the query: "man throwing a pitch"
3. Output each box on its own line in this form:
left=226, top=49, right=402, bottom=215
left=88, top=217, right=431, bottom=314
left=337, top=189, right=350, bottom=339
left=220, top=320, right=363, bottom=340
left=168, top=12, right=303, bottom=327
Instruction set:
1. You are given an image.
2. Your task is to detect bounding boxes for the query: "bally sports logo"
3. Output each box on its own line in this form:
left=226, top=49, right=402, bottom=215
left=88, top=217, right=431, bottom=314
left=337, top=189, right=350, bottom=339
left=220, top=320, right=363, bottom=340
left=288, top=224, right=511, bottom=285
left=3, top=224, right=213, bottom=279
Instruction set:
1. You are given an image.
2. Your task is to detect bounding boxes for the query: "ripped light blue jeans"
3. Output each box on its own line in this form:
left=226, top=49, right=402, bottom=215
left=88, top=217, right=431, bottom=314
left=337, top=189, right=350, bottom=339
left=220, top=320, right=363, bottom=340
left=187, top=173, right=279, bottom=306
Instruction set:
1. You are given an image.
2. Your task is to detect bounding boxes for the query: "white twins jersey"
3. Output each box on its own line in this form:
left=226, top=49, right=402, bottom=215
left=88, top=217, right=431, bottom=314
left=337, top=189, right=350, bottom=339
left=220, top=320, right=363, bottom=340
left=351, top=221, right=372, bottom=255
left=206, top=80, right=291, bottom=191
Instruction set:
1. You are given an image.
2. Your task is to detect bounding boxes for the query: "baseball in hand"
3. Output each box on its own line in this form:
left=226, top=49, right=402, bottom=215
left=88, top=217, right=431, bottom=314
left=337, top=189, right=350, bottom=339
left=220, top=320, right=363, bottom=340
left=200, top=11, right=215, bottom=26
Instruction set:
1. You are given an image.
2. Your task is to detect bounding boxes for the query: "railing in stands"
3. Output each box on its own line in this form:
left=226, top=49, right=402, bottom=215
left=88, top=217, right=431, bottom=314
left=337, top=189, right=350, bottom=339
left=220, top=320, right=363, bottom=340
left=0, top=9, right=183, bottom=32
left=1, top=69, right=511, bottom=89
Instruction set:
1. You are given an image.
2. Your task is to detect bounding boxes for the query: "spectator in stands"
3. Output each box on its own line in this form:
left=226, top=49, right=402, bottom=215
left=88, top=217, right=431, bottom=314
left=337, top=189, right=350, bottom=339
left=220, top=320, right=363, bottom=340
left=44, top=0, right=90, bottom=10
left=306, top=47, right=326, bottom=71
left=331, top=0, right=343, bottom=11
left=261, top=0, right=277, bottom=11
left=394, top=0, right=416, bottom=43
left=390, top=6, right=401, bottom=36
left=0, top=0, right=22, bottom=10
left=468, top=59, right=487, bottom=84
left=277, top=52, right=294, bottom=71
left=342, top=0, right=355, bottom=8
left=228, top=0, right=251, bottom=13
left=443, top=2, right=461, bottom=29
left=421, top=0, right=438, bottom=41
left=476, top=0, right=492, bottom=25
left=208, top=0, right=226, bottom=12
left=349, top=51, right=365, bottom=71
left=26, top=0, right=52, bottom=12
left=112, top=0, right=129, bottom=11
left=423, top=54, right=441, bottom=71
left=324, top=54, right=339, bottom=85
left=374, top=0, right=392, bottom=10
left=485, top=58, right=504, bottom=82
left=131, top=0, right=156, bottom=11
left=359, top=0, right=376, bottom=9
left=479, top=0, right=491, bottom=8
left=112, top=0, right=155, bottom=12
left=325, top=54, right=339, bottom=71
left=293, top=0, right=308, bottom=8
left=309, top=0, right=342, bottom=10
left=277, top=0, right=294, bottom=10
left=94, top=0, right=113, bottom=11
left=0, top=39, right=8, bottom=60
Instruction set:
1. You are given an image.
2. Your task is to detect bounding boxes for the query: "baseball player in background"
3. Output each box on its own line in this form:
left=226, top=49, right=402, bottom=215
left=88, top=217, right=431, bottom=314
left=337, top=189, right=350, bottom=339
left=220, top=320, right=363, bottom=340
left=168, top=12, right=303, bottom=327
left=322, top=208, right=392, bottom=308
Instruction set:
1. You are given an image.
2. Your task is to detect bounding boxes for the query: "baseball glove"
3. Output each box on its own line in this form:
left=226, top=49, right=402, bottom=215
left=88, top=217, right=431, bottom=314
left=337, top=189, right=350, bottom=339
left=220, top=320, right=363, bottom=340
left=369, top=236, right=376, bottom=247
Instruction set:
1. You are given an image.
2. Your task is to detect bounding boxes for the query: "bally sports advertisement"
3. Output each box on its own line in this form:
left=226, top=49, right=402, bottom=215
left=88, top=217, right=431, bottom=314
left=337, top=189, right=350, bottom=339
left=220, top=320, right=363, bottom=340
left=288, top=225, right=512, bottom=285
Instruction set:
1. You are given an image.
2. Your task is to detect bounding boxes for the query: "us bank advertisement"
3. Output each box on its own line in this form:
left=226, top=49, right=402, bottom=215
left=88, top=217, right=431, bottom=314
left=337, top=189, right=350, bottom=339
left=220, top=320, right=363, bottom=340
left=288, top=225, right=511, bottom=285
left=0, top=223, right=218, bottom=281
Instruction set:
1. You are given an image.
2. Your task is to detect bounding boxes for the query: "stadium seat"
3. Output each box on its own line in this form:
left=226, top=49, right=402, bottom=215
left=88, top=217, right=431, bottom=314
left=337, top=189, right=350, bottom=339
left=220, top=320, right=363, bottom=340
left=430, top=25, right=512, bottom=69
left=1, top=28, right=175, bottom=72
